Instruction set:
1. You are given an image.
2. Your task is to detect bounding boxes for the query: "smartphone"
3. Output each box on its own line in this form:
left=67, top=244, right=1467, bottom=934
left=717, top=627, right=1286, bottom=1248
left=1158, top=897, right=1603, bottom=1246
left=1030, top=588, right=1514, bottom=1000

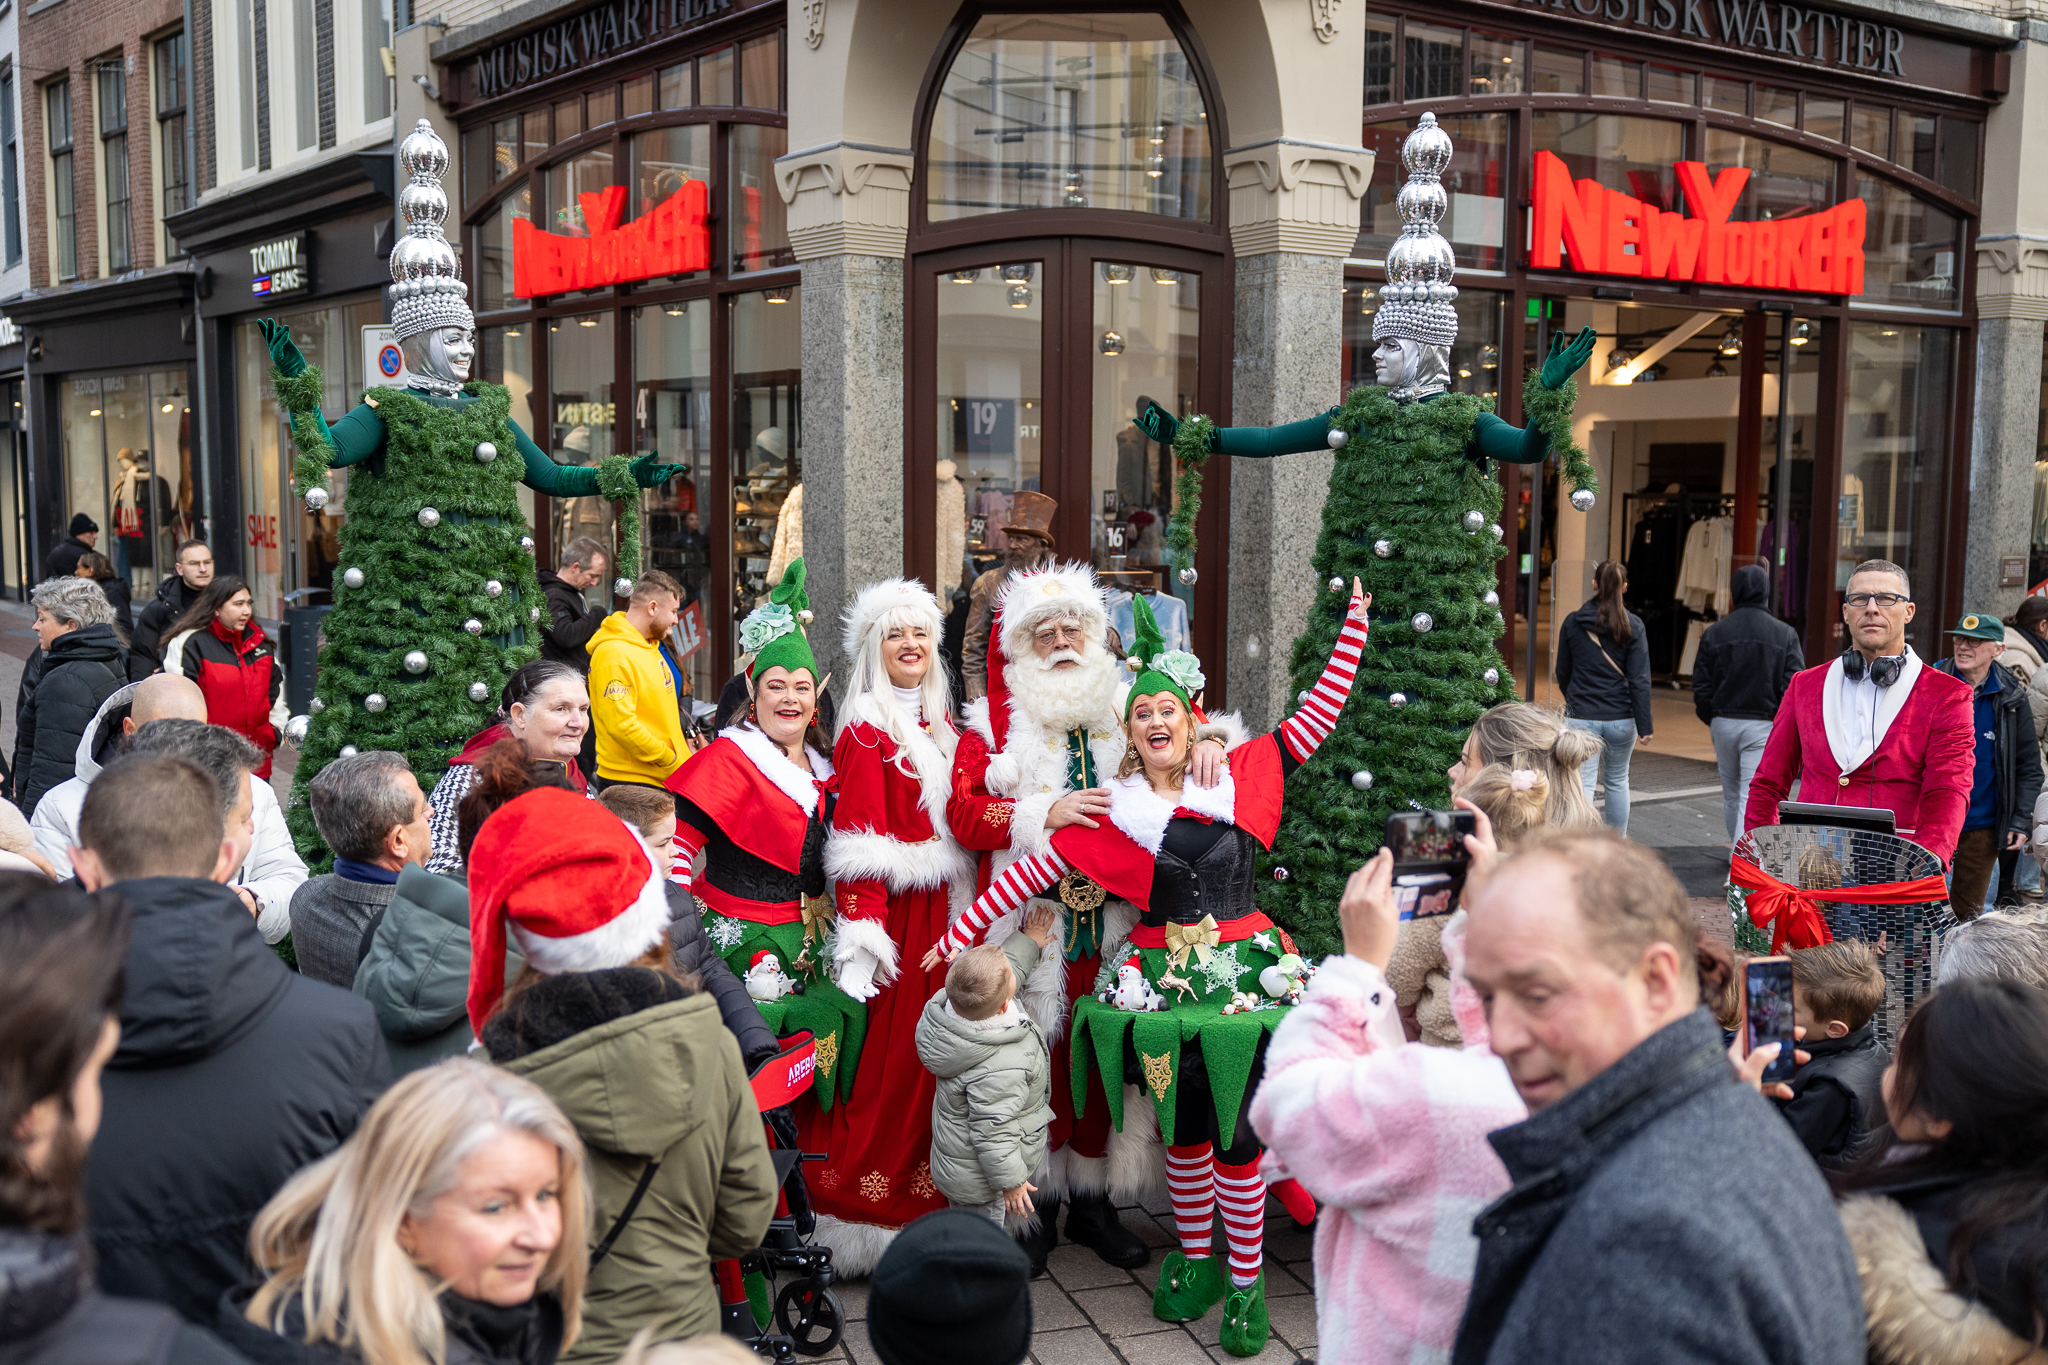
left=1384, top=810, right=1477, bottom=921
left=1741, top=956, right=1798, bottom=1085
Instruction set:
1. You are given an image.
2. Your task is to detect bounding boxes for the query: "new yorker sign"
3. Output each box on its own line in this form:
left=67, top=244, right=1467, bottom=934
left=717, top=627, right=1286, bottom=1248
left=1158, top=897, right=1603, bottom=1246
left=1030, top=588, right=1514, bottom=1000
left=467, top=0, right=766, bottom=99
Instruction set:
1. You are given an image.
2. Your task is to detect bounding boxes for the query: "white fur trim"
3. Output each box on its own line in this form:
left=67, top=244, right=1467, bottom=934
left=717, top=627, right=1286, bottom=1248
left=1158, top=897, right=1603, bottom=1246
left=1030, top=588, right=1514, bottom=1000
left=808, top=1216, right=899, bottom=1281
left=825, top=827, right=975, bottom=893
left=840, top=577, right=947, bottom=658
left=997, top=562, right=1110, bottom=664
left=1103, top=770, right=1237, bottom=855
left=832, top=915, right=901, bottom=988
left=841, top=699, right=961, bottom=836
left=719, top=725, right=834, bottom=815
left=1038, top=1099, right=1163, bottom=1200
left=511, top=866, right=670, bottom=975
left=962, top=695, right=995, bottom=747
left=1195, top=712, right=1253, bottom=754
left=1840, top=1193, right=2048, bottom=1365
left=1007, top=790, right=1063, bottom=859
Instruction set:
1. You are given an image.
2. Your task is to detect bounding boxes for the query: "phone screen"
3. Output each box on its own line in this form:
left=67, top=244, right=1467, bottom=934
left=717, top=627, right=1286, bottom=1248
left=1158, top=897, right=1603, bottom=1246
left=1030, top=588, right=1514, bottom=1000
left=1743, top=957, right=1798, bottom=1085
left=1385, top=810, right=1476, bottom=921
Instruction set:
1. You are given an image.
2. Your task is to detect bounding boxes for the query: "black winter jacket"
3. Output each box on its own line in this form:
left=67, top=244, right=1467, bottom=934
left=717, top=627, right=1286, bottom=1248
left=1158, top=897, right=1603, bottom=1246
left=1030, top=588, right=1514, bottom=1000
left=1934, top=659, right=2043, bottom=839
left=1454, top=1010, right=1864, bottom=1365
left=663, top=882, right=780, bottom=1069
left=85, top=877, right=389, bottom=1324
left=1776, top=1021, right=1889, bottom=1170
left=133, top=576, right=202, bottom=671
left=0, top=1230, right=245, bottom=1365
left=1693, top=565, right=1805, bottom=723
left=18, top=625, right=127, bottom=815
left=537, top=570, right=603, bottom=672
left=214, top=1286, right=561, bottom=1365
left=1554, top=601, right=1654, bottom=736
left=39, top=536, right=93, bottom=583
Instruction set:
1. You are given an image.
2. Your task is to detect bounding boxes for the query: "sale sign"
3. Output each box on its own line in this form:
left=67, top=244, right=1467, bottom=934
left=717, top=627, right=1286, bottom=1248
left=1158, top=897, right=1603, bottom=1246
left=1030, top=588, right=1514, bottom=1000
left=512, top=179, right=710, bottom=298
left=1529, top=151, right=1866, bottom=294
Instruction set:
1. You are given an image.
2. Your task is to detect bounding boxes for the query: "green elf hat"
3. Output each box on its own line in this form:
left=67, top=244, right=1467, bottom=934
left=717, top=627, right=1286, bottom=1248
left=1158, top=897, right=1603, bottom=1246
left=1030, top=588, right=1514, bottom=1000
left=742, top=559, right=820, bottom=681
left=1123, top=593, right=1207, bottom=718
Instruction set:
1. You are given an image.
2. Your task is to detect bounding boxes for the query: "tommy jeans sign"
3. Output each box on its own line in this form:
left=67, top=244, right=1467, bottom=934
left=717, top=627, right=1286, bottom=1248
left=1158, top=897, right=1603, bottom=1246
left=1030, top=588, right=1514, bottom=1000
left=470, top=0, right=736, bottom=98
left=1517, top=0, right=1905, bottom=76
left=1530, top=151, right=1867, bottom=293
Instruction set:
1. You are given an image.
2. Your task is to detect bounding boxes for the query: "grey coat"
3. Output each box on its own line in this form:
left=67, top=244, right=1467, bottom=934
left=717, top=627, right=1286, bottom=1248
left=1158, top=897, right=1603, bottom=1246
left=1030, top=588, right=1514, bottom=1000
left=1454, top=1009, right=1864, bottom=1365
left=915, top=934, right=1053, bottom=1205
left=289, top=873, right=398, bottom=987
left=351, top=865, right=513, bottom=1075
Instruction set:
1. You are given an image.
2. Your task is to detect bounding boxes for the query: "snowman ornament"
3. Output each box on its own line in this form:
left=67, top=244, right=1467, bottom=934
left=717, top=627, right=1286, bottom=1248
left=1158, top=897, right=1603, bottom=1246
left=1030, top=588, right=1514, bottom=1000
left=746, top=949, right=796, bottom=1002
left=1258, top=953, right=1310, bottom=1002
left=1102, top=954, right=1164, bottom=1013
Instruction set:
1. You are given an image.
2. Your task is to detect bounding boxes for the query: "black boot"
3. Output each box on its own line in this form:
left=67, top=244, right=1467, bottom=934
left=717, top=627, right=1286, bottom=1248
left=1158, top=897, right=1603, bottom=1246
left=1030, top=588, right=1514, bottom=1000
left=1064, top=1190, right=1150, bottom=1269
left=1018, top=1193, right=1060, bottom=1278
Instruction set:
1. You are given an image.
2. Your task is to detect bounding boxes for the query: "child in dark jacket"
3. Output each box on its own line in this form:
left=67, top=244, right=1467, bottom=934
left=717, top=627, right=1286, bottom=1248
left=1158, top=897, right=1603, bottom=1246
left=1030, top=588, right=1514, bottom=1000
left=1779, top=939, right=1890, bottom=1169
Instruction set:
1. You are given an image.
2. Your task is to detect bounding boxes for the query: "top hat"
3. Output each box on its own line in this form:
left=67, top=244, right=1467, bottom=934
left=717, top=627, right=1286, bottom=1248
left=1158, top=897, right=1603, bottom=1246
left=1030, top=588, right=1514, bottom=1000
left=1001, top=490, right=1058, bottom=548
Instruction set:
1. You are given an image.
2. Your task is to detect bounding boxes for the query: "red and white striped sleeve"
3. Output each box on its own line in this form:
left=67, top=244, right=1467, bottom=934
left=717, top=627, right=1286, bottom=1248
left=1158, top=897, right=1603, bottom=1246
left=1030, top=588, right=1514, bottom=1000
left=935, top=848, right=1071, bottom=957
left=669, top=820, right=708, bottom=889
left=1278, top=584, right=1369, bottom=764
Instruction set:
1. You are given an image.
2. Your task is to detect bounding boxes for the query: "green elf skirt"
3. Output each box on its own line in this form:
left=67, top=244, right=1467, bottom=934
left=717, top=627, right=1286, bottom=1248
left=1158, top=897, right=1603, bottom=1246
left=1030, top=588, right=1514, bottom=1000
left=700, top=896, right=866, bottom=1107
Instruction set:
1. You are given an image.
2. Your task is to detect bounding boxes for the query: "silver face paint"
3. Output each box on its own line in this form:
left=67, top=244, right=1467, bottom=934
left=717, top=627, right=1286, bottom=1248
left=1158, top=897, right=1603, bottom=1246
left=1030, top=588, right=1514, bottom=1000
left=399, top=325, right=475, bottom=396
left=1374, top=337, right=1450, bottom=402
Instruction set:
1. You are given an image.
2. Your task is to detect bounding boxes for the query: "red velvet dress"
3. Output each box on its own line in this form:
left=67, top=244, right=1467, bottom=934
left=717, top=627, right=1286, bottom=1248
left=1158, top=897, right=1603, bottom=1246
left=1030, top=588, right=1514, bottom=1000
left=798, top=711, right=974, bottom=1257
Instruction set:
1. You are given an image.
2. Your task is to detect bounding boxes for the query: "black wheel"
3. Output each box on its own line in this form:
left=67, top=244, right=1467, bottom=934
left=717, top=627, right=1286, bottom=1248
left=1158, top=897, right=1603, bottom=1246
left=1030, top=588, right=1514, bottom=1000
left=774, top=1280, right=844, bottom=1357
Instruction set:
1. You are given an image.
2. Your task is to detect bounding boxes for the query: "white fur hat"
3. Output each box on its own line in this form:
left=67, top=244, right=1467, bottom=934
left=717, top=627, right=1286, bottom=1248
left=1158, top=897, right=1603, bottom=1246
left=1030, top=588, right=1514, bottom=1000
left=997, top=562, right=1109, bottom=664
left=842, top=578, right=946, bottom=660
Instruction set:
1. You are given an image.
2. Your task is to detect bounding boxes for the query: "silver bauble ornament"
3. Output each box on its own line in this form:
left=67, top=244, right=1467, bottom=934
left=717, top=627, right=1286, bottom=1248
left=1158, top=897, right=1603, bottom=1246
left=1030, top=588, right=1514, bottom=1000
left=529, top=607, right=541, bottom=623
left=798, top=609, right=815, bottom=625
left=1374, top=539, right=1394, bottom=558
left=339, top=745, right=359, bottom=758
left=468, top=681, right=491, bottom=703
left=1297, top=691, right=1310, bottom=703
left=1126, top=657, right=1143, bottom=673
left=1412, top=612, right=1434, bottom=633
left=283, top=714, right=310, bottom=745
left=341, top=566, right=364, bottom=589
left=1273, top=867, right=1290, bottom=882
left=1329, top=576, right=1345, bottom=593
left=1389, top=692, right=1408, bottom=708
left=364, top=693, right=388, bottom=713
left=474, top=441, right=498, bottom=464
left=1489, top=523, right=1504, bottom=542
left=1350, top=770, right=1374, bottom=791
left=464, top=618, right=484, bottom=636
left=1483, top=667, right=1501, bottom=686
left=417, top=507, right=441, bottom=529
left=1483, top=590, right=1500, bottom=607
left=309, top=697, right=325, bottom=713
left=1326, top=427, right=1348, bottom=450
left=484, top=580, right=503, bottom=597
left=1463, top=509, right=1487, bottom=533
left=403, top=650, right=429, bottom=674
left=1177, top=566, right=1198, bottom=586
left=614, top=578, right=634, bottom=597
left=304, top=487, right=329, bottom=512
left=1570, top=487, right=1597, bottom=512
left=519, top=536, right=535, bottom=554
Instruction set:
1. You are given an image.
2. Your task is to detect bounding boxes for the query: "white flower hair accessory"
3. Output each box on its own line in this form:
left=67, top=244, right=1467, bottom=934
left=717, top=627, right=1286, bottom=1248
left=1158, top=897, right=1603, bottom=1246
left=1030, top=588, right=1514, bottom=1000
left=740, top=602, right=794, bottom=654
left=1511, top=768, right=1539, bottom=791
left=1152, top=650, right=1206, bottom=697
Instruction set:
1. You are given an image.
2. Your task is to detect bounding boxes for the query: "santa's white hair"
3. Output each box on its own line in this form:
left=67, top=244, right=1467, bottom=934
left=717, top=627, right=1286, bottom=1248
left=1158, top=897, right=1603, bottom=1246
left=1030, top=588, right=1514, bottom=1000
left=838, top=577, right=959, bottom=754
left=997, top=562, right=1110, bottom=665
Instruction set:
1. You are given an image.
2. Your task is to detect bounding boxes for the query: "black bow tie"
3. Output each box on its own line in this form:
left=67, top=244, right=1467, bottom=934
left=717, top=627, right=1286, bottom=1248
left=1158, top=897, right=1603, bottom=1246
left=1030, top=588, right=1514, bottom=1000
left=1841, top=651, right=1905, bottom=687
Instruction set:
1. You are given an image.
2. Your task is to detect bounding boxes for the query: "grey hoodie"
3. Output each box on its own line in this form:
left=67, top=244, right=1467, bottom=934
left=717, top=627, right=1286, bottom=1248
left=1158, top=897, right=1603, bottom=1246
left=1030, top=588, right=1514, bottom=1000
left=915, top=933, right=1054, bottom=1205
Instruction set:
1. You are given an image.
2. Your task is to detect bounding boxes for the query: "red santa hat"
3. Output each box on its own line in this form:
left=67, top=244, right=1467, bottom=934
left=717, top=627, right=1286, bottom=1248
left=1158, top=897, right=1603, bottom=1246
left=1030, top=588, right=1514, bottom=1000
left=749, top=949, right=779, bottom=972
left=1124, top=953, right=1143, bottom=973
left=466, top=787, right=669, bottom=1033
left=984, top=562, right=1110, bottom=753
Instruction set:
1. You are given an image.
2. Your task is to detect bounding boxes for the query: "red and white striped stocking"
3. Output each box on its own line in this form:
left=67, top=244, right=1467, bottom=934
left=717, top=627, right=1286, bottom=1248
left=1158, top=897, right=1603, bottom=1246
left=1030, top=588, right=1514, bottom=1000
left=1166, top=1142, right=1216, bottom=1258
left=1213, top=1157, right=1267, bottom=1287
left=670, top=821, right=706, bottom=888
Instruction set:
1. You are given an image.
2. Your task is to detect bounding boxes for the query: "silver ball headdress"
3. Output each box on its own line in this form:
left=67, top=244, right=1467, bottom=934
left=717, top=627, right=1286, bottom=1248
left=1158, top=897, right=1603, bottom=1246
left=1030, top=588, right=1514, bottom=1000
left=389, top=120, right=474, bottom=344
left=1374, top=112, right=1458, bottom=348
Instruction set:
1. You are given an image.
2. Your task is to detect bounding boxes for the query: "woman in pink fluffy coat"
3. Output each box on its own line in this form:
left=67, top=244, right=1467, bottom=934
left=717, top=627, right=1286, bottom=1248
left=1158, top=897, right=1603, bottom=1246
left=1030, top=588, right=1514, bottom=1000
left=1251, top=843, right=1526, bottom=1363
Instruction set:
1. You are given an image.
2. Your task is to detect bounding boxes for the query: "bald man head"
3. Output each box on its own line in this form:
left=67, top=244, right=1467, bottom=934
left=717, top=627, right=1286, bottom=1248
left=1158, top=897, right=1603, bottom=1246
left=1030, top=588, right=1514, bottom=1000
left=122, top=674, right=208, bottom=737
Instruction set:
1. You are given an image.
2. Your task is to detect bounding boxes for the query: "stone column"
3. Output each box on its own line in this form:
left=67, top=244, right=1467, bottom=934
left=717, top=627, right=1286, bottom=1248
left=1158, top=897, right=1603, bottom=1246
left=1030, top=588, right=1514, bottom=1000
left=1221, top=141, right=1372, bottom=731
left=775, top=144, right=914, bottom=685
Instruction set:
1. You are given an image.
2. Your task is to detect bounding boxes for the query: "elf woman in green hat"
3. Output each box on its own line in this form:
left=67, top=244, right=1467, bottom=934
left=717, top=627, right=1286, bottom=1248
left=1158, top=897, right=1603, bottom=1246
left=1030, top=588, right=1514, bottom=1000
left=660, top=560, right=865, bottom=1109
left=923, top=580, right=1373, bottom=1356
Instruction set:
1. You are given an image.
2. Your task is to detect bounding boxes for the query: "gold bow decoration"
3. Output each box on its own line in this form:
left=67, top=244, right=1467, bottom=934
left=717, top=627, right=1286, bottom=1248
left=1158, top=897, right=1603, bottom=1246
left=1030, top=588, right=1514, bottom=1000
left=801, top=892, right=836, bottom=946
left=1164, top=915, right=1221, bottom=970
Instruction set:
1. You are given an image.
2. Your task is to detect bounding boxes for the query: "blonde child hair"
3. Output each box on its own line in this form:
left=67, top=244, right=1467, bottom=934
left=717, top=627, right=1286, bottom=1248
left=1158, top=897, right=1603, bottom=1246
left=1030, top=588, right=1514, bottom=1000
left=945, top=942, right=1014, bottom=1020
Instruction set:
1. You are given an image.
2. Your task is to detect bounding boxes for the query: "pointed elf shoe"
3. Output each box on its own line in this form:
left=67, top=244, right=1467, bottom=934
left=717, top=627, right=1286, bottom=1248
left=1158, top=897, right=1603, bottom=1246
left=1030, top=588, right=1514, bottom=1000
left=1217, top=1272, right=1270, bottom=1358
left=1153, top=1250, right=1227, bottom=1323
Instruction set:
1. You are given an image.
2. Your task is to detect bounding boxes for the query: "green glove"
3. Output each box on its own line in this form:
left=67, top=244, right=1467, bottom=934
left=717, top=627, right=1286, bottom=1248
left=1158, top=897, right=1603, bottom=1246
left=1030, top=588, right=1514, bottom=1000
left=630, top=454, right=689, bottom=488
left=258, top=319, right=308, bottom=380
left=1540, top=326, right=1599, bottom=390
left=1136, top=401, right=1180, bottom=445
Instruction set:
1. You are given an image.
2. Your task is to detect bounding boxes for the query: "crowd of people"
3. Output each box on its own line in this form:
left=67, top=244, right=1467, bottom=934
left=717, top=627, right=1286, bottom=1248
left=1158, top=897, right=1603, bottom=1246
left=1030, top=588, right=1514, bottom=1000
left=5, top=539, right=2048, bottom=1365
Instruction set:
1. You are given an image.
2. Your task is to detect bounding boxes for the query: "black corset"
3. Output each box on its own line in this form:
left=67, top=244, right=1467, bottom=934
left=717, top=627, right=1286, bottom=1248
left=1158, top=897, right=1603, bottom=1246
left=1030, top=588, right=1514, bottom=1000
left=1140, top=818, right=1260, bottom=927
left=680, top=794, right=832, bottom=904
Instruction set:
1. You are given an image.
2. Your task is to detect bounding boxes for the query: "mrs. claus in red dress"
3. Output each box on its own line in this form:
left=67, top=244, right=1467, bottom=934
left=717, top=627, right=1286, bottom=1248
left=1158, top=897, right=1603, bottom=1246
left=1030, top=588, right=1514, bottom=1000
left=800, top=577, right=977, bottom=1274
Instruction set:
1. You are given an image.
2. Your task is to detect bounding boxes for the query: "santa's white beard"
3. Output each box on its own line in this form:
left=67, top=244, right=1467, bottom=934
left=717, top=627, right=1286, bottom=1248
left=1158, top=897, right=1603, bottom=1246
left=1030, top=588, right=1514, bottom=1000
left=1005, top=645, right=1122, bottom=733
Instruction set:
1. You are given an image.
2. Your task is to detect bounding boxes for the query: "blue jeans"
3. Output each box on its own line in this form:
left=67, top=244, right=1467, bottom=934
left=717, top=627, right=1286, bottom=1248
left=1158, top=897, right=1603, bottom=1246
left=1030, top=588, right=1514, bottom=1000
left=1570, top=717, right=1638, bottom=835
left=1710, top=717, right=1774, bottom=843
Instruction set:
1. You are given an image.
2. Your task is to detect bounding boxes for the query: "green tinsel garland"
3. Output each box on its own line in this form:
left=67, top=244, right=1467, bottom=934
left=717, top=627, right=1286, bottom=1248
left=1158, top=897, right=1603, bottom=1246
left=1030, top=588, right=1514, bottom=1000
left=1521, top=372, right=1598, bottom=498
left=1165, top=416, right=1213, bottom=576
left=596, top=453, right=642, bottom=582
left=1259, top=383, right=1518, bottom=958
left=273, top=367, right=335, bottom=498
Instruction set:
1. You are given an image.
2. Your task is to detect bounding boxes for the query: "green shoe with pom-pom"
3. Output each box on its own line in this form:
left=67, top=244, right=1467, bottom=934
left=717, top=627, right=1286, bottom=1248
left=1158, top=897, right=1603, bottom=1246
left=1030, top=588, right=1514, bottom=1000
left=1217, top=1272, right=1269, bottom=1357
left=1153, top=1250, right=1227, bottom=1322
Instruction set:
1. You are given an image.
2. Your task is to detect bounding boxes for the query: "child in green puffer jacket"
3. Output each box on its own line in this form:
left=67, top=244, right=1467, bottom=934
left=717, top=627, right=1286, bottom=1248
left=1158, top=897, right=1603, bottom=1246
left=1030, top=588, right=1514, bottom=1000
left=916, top=906, right=1057, bottom=1226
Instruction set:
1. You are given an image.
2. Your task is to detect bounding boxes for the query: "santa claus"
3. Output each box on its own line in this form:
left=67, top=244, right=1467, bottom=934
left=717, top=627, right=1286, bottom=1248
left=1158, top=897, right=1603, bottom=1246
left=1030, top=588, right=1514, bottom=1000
left=948, top=562, right=1239, bottom=1271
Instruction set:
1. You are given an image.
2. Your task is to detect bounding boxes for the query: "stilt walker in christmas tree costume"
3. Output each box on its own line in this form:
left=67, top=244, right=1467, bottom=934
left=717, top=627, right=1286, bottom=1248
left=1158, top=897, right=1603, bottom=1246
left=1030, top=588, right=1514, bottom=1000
left=261, top=119, right=687, bottom=863
left=663, top=559, right=867, bottom=1109
left=1136, top=112, right=1602, bottom=956
left=928, top=588, right=1369, bottom=1356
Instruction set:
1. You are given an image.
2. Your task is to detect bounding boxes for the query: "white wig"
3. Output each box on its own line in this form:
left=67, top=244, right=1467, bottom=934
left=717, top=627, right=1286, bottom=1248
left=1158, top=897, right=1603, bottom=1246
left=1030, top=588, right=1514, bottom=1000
left=839, top=578, right=958, bottom=754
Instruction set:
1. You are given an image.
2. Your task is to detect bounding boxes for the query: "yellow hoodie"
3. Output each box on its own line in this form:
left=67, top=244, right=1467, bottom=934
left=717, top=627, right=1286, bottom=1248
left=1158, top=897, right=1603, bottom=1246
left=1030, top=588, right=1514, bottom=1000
left=586, top=612, right=692, bottom=787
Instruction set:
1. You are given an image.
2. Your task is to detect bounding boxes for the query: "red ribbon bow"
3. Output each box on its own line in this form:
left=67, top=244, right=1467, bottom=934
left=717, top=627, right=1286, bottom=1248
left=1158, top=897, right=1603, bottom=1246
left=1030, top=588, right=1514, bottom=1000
left=1729, top=856, right=1951, bottom=953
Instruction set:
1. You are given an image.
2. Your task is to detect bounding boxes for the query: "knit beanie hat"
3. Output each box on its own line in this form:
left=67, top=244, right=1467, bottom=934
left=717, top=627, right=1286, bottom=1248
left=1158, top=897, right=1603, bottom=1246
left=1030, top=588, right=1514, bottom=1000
left=867, top=1209, right=1032, bottom=1365
left=465, top=787, right=670, bottom=1032
left=69, top=513, right=97, bottom=536
left=742, top=559, right=819, bottom=682
left=1122, top=593, right=1206, bottom=719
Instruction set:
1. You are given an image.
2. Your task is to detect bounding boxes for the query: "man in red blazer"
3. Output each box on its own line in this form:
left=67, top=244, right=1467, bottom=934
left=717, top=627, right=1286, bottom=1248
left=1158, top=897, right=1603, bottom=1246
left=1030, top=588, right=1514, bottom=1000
left=1742, top=559, right=1975, bottom=865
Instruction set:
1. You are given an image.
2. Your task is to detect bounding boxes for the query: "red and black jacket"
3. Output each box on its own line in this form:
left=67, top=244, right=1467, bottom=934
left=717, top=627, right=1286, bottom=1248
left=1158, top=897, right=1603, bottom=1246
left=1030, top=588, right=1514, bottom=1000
left=182, top=619, right=281, bottom=776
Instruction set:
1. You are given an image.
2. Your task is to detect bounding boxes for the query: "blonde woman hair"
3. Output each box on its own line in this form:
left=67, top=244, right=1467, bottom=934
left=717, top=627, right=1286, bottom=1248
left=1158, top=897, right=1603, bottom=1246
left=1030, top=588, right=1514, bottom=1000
left=244, top=1059, right=589, bottom=1365
left=1457, top=763, right=1551, bottom=848
left=1117, top=707, right=1195, bottom=783
left=616, top=1327, right=758, bottom=1365
left=1465, top=702, right=1601, bottom=831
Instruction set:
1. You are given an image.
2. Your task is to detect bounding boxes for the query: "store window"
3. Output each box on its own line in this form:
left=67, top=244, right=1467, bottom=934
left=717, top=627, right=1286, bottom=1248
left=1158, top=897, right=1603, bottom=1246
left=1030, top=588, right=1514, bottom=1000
left=1532, top=112, right=1684, bottom=212
left=1361, top=112, right=1507, bottom=269
left=926, top=12, right=1213, bottom=223
left=1856, top=172, right=1960, bottom=307
left=730, top=287, right=800, bottom=628
left=476, top=186, right=531, bottom=313
left=633, top=298, right=713, bottom=701
left=1090, top=263, right=1197, bottom=605
left=547, top=310, right=616, bottom=558
left=937, top=263, right=1044, bottom=587
left=1702, top=130, right=1837, bottom=222
left=59, top=369, right=193, bottom=595
left=1839, top=323, right=1955, bottom=655
left=729, top=124, right=790, bottom=274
